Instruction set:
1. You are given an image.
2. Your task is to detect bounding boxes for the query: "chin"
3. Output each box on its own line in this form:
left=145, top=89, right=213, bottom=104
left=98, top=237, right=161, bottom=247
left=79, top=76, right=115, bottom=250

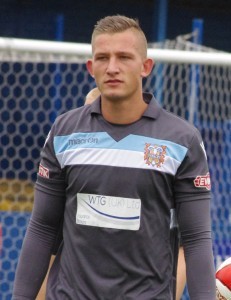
left=108, top=95, right=124, bottom=102
left=103, top=91, right=122, bottom=101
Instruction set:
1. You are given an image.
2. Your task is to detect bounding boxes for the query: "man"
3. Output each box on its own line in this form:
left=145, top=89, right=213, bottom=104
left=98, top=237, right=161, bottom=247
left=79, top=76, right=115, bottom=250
left=13, top=15, right=216, bottom=299
left=84, top=87, right=101, bottom=105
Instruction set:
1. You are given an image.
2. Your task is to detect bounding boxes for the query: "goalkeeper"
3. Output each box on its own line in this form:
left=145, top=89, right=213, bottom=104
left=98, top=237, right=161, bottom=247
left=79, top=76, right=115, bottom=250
left=13, top=15, right=216, bottom=299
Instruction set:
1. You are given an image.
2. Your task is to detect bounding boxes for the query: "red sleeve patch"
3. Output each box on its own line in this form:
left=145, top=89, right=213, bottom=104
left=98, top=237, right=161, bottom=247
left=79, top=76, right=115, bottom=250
left=194, top=172, right=211, bottom=190
left=38, top=164, right=50, bottom=178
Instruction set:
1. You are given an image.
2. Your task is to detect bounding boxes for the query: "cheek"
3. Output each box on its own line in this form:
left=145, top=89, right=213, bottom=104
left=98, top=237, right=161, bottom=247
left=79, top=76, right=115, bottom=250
left=128, top=63, right=144, bottom=76
left=129, top=68, right=143, bottom=81
left=92, top=64, right=105, bottom=77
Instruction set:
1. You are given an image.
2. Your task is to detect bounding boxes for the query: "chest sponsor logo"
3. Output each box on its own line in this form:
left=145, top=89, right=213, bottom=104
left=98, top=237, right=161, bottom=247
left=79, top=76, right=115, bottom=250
left=76, top=193, right=141, bottom=231
left=38, top=164, right=49, bottom=178
left=194, top=172, right=211, bottom=190
left=68, top=137, right=99, bottom=145
left=144, top=143, right=166, bottom=168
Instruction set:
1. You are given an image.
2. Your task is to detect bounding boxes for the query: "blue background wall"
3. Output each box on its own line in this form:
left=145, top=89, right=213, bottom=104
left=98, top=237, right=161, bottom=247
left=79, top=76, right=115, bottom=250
left=0, top=0, right=230, bottom=51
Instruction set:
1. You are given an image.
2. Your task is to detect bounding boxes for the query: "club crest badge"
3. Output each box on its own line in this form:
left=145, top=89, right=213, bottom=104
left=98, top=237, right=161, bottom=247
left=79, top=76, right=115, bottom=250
left=144, top=144, right=167, bottom=168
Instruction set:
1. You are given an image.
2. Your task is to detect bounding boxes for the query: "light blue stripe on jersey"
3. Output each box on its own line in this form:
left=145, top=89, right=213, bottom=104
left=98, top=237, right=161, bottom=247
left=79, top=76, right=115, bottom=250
left=54, top=132, right=187, bottom=163
left=54, top=132, right=188, bottom=175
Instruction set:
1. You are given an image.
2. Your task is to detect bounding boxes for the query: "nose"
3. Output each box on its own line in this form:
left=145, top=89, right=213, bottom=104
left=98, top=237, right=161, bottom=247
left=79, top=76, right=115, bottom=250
left=106, top=57, right=119, bottom=75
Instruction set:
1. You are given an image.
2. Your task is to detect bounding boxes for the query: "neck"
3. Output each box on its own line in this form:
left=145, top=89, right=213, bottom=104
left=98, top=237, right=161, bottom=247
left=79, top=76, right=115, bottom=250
left=101, top=94, right=147, bottom=124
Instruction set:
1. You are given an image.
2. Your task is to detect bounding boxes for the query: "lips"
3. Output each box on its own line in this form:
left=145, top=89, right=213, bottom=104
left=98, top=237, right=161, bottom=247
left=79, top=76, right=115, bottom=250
left=105, top=79, right=122, bottom=85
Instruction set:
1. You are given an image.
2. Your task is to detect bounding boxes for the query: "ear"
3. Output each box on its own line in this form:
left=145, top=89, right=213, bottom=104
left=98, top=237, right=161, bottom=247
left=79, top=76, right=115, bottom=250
left=141, top=58, right=154, bottom=78
left=86, top=59, right=94, bottom=77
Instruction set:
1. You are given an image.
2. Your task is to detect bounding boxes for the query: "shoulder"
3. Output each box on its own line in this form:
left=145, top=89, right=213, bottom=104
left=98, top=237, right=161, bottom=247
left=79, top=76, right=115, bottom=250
left=163, top=108, right=197, bottom=132
left=52, top=105, right=91, bottom=135
left=156, top=106, right=202, bottom=149
left=56, top=105, right=89, bottom=123
left=146, top=95, right=198, bottom=141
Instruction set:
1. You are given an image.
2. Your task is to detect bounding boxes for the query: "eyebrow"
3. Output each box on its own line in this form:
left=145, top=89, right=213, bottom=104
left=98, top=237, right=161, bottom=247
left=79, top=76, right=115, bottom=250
left=94, top=51, right=135, bottom=57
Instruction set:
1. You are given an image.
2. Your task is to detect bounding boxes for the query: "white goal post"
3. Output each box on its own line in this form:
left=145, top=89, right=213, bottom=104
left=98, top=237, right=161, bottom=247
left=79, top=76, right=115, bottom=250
left=0, top=37, right=231, bottom=65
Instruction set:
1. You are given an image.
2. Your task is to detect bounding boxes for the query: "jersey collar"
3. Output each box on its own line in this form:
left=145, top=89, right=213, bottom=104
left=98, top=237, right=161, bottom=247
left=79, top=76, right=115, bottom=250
left=90, top=92, right=161, bottom=120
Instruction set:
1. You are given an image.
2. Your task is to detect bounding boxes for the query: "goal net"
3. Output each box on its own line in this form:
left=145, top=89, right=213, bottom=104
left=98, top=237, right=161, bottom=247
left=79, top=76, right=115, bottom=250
left=0, top=35, right=230, bottom=299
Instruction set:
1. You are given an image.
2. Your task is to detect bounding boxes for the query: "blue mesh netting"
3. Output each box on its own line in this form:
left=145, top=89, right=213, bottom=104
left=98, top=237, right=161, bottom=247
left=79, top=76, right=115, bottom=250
left=0, top=60, right=230, bottom=300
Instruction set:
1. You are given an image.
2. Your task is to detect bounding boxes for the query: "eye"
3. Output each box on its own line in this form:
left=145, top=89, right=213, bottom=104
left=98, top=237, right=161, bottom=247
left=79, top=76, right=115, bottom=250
left=120, top=55, right=130, bottom=60
left=95, top=56, right=108, bottom=61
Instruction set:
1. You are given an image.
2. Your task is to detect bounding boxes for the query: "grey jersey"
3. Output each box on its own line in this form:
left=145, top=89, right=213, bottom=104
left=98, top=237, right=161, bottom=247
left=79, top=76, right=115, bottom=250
left=13, top=93, right=216, bottom=299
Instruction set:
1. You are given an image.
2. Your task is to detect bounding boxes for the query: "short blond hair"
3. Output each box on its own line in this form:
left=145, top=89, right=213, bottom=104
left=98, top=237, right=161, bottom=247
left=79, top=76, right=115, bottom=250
left=85, top=87, right=100, bottom=105
left=91, top=15, right=148, bottom=58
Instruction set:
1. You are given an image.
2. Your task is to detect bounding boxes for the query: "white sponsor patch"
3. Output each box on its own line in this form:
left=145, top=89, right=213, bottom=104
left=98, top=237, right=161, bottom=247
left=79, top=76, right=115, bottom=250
left=76, top=193, right=141, bottom=231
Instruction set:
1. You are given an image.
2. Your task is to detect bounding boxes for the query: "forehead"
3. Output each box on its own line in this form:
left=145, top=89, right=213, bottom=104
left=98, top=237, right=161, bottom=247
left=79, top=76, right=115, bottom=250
left=92, top=29, right=145, bottom=57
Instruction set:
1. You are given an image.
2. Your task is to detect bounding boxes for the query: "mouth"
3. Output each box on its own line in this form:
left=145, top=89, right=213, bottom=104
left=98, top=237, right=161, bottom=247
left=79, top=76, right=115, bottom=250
left=105, top=79, right=123, bottom=86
